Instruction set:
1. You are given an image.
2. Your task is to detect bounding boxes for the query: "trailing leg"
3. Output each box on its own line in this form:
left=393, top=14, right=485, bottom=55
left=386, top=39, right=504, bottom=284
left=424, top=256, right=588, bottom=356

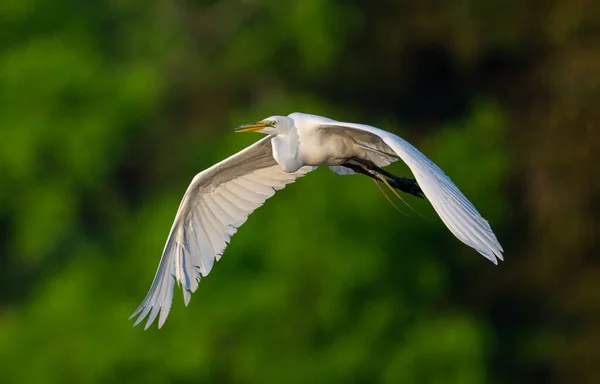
left=341, top=159, right=424, bottom=199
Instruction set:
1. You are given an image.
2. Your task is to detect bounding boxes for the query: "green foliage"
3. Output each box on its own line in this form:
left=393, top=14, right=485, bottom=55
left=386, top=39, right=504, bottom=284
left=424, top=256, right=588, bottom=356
left=2, top=0, right=597, bottom=383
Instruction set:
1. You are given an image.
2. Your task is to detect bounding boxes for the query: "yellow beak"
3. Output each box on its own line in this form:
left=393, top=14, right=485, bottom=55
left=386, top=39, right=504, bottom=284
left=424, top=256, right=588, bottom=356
left=234, top=121, right=268, bottom=133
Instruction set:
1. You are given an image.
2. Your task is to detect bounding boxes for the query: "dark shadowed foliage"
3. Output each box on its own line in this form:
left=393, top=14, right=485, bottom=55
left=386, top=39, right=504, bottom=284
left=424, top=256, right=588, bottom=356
left=1, top=1, right=599, bottom=383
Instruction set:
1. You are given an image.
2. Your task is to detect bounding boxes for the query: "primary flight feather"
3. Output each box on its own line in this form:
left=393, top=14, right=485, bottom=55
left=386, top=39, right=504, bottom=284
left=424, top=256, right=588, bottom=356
left=131, top=112, right=503, bottom=329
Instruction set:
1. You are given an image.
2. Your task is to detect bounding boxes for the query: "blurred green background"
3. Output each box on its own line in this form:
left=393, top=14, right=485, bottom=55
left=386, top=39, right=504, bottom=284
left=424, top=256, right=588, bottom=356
left=1, top=1, right=599, bottom=383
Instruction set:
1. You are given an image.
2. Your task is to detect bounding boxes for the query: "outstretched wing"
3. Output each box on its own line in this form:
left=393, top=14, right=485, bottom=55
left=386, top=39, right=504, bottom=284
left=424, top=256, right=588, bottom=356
left=131, top=136, right=315, bottom=329
left=315, top=118, right=504, bottom=264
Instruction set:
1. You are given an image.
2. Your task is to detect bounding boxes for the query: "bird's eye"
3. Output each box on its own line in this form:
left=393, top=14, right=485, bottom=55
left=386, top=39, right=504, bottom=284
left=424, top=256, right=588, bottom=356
left=269, top=120, right=276, bottom=127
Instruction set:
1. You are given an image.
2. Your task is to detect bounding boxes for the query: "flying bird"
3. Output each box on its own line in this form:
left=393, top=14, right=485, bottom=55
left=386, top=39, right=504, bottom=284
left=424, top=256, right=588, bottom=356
left=131, top=112, right=503, bottom=329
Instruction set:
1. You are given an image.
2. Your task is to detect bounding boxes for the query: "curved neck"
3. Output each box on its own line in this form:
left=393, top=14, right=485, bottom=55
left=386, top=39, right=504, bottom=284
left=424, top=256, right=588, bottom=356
left=271, top=132, right=302, bottom=173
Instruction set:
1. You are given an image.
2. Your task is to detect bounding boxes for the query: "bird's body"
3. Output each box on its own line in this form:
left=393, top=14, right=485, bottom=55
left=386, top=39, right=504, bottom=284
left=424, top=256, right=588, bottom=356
left=270, top=114, right=352, bottom=170
left=131, top=112, right=504, bottom=329
left=271, top=113, right=400, bottom=173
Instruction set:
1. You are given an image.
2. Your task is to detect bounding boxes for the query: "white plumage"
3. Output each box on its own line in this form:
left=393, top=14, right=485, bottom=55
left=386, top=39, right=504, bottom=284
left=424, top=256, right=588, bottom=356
left=131, top=112, right=503, bottom=329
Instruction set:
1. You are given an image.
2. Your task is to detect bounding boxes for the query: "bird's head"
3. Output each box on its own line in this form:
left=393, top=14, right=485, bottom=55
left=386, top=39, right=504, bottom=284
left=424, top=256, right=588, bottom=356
left=234, top=115, right=292, bottom=135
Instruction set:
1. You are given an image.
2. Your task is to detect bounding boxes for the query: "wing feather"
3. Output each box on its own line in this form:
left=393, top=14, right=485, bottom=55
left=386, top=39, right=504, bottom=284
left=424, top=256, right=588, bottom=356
left=202, top=195, right=232, bottom=226
left=225, top=181, right=268, bottom=204
left=317, top=118, right=503, bottom=264
left=211, top=190, right=248, bottom=222
left=246, top=172, right=288, bottom=188
left=233, top=177, right=276, bottom=196
left=130, top=136, right=315, bottom=329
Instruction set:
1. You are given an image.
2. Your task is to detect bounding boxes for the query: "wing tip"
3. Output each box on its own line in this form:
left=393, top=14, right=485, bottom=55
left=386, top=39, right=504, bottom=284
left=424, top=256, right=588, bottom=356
left=144, top=313, right=157, bottom=330
left=495, top=250, right=504, bottom=262
left=128, top=306, right=143, bottom=321
left=183, top=289, right=192, bottom=307
left=131, top=309, right=147, bottom=328
left=129, top=304, right=166, bottom=330
left=479, top=245, right=504, bottom=265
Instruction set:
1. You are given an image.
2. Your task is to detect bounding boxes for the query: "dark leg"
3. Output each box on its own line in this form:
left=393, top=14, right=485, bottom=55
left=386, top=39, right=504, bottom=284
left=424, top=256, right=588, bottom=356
left=341, top=160, right=424, bottom=199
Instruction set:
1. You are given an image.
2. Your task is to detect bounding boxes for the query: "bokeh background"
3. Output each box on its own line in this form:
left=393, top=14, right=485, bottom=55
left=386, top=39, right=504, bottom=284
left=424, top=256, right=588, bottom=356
left=1, top=1, right=599, bottom=383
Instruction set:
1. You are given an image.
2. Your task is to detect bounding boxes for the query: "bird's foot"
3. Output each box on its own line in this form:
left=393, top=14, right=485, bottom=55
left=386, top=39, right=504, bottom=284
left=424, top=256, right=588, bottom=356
left=386, top=177, right=424, bottom=199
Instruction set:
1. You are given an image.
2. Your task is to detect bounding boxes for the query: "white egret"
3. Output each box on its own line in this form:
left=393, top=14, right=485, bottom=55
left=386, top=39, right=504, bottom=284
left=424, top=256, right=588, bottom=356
left=131, top=112, right=503, bottom=329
